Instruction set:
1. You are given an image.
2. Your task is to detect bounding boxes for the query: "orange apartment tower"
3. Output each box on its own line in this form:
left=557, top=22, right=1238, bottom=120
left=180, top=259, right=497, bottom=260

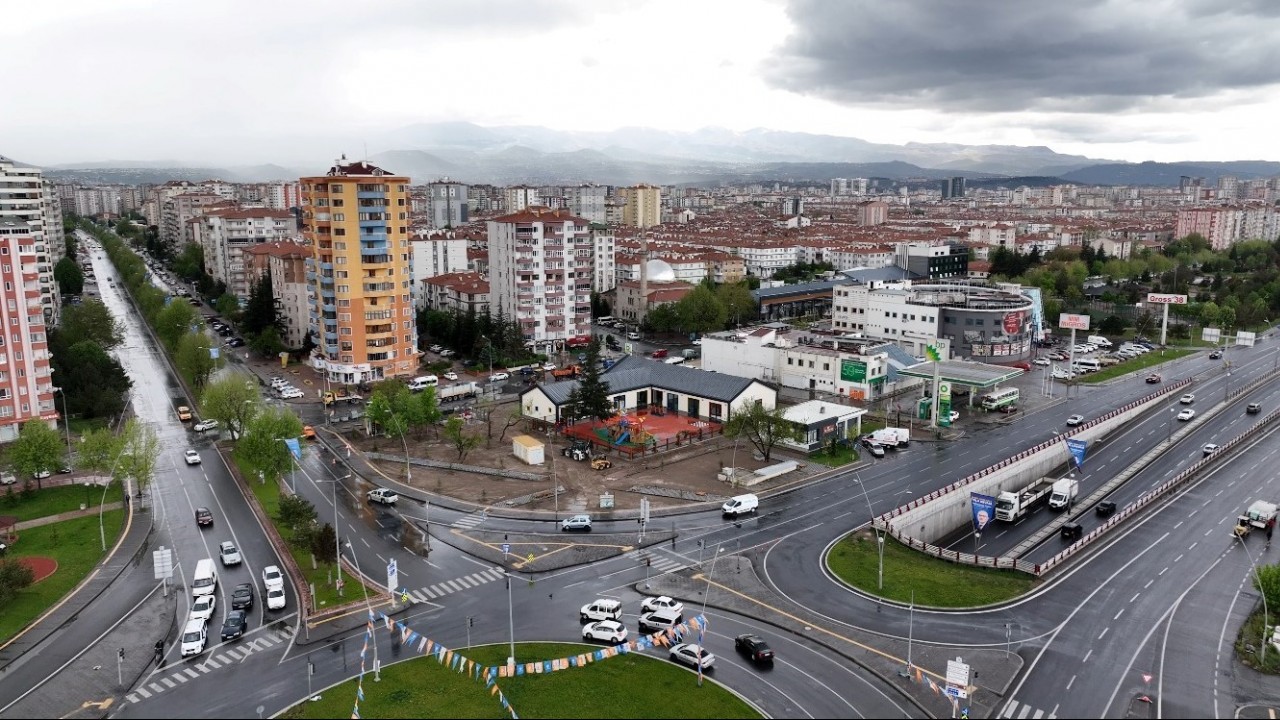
left=300, top=158, right=417, bottom=385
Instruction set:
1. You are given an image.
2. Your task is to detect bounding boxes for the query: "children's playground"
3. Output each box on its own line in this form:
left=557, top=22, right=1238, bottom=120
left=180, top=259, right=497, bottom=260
left=562, top=410, right=722, bottom=457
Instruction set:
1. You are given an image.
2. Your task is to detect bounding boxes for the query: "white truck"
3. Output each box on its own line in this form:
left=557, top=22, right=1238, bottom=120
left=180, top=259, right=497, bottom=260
left=1234, top=500, right=1278, bottom=538
left=1048, top=478, right=1079, bottom=510
left=438, top=382, right=479, bottom=403
left=870, top=427, right=910, bottom=449
left=995, top=477, right=1056, bottom=521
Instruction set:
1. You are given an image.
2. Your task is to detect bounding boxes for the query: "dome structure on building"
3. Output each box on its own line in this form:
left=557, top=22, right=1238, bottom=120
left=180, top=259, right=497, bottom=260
left=644, top=259, right=676, bottom=283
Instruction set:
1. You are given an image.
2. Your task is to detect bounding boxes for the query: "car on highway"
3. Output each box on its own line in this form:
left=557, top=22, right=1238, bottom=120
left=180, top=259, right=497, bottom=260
left=1209, top=350, right=1223, bottom=359
left=218, top=541, right=242, bottom=566
left=443, top=371, right=458, bottom=381
left=1177, top=408, right=1196, bottom=421
left=669, top=643, right=715, bottom=670
left=582, top=619, right=628, bottom=644
left=1180, top=394, right=1195, bottom=404
left=262, top=565, right=284, bottom=593
left=195, top=507, right=213, bottom=527
left=266, top=586, right=287, bottom=611
left=735, top=634, right=775, bottom=664
left=231, top=583, right=255, bottom=611
left=560, top=514, right=592, bottom=532
left=367, top=488, right=398, bottom=505
left=190, top=594, right=216, bottom=623
left=193, top=419, right=219, bottom=432
left=640, top=595, right=684, bottom=616
left=1066, top=414, right=1085, bottom=426
left=488, top=372, right=510, bottom=383
left=1145, top=374, right=1162, bottom=383
left=220, top=609, right=248, bottom=641
left=1247, top=403, right=1262, bottom=414
left=185, top=449, right=202, bottom=465
left=1202, top=443, right=1220, bottom=457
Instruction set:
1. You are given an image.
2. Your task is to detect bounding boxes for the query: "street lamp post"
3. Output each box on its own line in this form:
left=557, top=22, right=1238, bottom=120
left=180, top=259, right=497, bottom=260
left=53, top=387, right=72, bottom=457
left=700, top=544, right=725, bottom=616
left=855, top=476, right=885, bottom=591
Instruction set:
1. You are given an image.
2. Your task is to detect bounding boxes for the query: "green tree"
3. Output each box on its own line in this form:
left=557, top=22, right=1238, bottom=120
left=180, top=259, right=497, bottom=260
left=200, top=375, right=262, bottom=442
left=4, top=420, right=66, bottom=486
left=1220, top=306, right=1237, bottom=332
left=277, top=493, right=318, bottom=534
left=242, top=273, right=280, bottom=338
left=723, top=402, right=799, bottom=462
left=1098, top=315, right=1126, bottom=335
left=645, top=304, right=679, bottom=333
left=590, top=291, right=612, bottom=318
left=58, top=300, right=123, bottom=349
left=52, top=340, right=131, bottom=419
left=715, top=281, right=756, bottom=328
left=674, top=284, right=727, bottom=334
left=176, top=332, right=219, bottom=388
left=118, top=419, right=160, bottom=496
left=77, top=427, right=125, bottom=474
left=249, top=326, right=287, bottom=358
left=1253, top=564, right=1280, bottom=615
left=53, top=256, right=84, bottom=295
left=574, top=339, right=613, bottom=421
left=215, top=292, right=240, bottom=319
left=312, top=522, right=338, bottom=565
left=1199, top=301, right=1221, bottom=328
left=0, top=559, right=35, bottom=605
left=172, top=244, right=205, bottom=281
left=442, top=416, right=481, bottom=462
left=154, top=298, right=199, bottom=350
left=414, top=386, right=442, bottom=438
left=235, top=407, right=304, bottom=482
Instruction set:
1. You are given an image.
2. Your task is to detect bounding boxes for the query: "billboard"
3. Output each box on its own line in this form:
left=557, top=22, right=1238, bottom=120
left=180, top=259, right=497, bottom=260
left=939, top=381, right=952, bottom=427
left=1059, top=313, right=1091, bottom=331
left=1065, top=438, right=1087, bottom=467
left=971, top=493, right=995, bottom=532
left=1237, top=331, right=1257, bottom=347
left=1002, top=311, right=1024, bottom=335
left=840, top=359, right=867, bottom=382
left=1146, top=293, right=1187, bottom=305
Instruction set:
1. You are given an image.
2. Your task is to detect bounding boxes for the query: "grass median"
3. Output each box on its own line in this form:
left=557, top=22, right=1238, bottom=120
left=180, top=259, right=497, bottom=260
left=826, top=530, right=1038, bottom=607
left=283, top=642, right=759, bottom=719
left=1077, top=348, right=1194, bottom=383
left=0, top=510, right=126, bottom=643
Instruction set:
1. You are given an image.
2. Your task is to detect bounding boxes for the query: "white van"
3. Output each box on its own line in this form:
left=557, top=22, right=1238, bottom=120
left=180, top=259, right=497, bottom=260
left=722, top=493, right=759, bottom=517
left=1087, top=335, right=1113, bottom=348
left=407, top=375, right=438, bottom=392
left=1072, top=358, right=1102, bottom=373
left=192, top=558, right=217, bottom=597
left=180, top=618, right=207, bottom=657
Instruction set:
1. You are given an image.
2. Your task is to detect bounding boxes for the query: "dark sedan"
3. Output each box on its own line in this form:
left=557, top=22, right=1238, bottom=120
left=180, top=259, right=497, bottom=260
left=231, top=582, right=255, bottom=611
left=735, top=633, right=775, bottom=664
left=221, top=609, right=248, bottom=641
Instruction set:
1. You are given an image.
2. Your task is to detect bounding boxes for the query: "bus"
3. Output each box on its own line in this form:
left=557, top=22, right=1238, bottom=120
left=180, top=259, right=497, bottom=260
left=980, top=387, right=1020, bottom=411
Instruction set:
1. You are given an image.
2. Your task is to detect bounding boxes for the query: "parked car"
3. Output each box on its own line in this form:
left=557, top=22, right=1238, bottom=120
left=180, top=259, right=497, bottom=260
left=443, top=371, right=458, bottom=381
left=367, top=488, right=398, bottom=505
left=428, top=344, right=443, bottom=353
left=735, top=634, right=775, bottom=664
left=281, top=389, right=305, bottom=399
left=488, top=372, right=510, bottom=383
left=220, top=609, right=248, bottom=641
left=580, top=598, right=623, bottom=622
left=218, top=541, right=242, bottom=566
left=582, top=619, right=628, bottom=644
left=669, top=643, right=715, bottom=671
left=231, top=582, right=255, bottom=611
left=1033, top=357, right=1051, bottom=366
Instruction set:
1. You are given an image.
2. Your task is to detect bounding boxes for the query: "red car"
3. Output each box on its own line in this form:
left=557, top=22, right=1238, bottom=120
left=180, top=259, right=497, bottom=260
left=650, top=349, right=668, bottom=359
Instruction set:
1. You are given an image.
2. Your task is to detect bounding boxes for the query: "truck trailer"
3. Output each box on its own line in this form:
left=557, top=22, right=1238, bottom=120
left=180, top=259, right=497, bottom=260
left=437, top=382, right=479, bottom=403
left=996, top=477, right=1056, bottom=521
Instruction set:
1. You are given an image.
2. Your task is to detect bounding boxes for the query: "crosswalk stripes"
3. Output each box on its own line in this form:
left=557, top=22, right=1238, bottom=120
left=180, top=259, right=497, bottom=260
left=625, top=549, right=686, bottom=575
left=411, top=567, right=506, bottom=600
left=123, top=626, right=296, bottom=706
left=1000, top=699, right=1055, bottom=719
left=451, top=512, right=488, bottom=529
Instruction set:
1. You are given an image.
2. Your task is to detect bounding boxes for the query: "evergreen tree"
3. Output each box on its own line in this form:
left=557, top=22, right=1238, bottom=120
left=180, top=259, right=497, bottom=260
left=242, top=272, right=280, bottom=337
left=574, top=338, right=613, bottom=421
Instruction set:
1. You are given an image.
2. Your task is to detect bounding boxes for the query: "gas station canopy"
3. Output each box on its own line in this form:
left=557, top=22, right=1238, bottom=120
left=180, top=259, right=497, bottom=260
left=896, top=360, right=1024, bottom=390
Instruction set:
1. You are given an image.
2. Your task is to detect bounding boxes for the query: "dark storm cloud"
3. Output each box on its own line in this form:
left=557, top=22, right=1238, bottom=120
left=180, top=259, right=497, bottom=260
left=765, top=0, right=1280, bottom=112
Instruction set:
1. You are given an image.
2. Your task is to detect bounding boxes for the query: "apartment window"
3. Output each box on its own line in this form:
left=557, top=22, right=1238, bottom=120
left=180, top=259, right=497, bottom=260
left=3, top=265, right=9, bottom=274
left=337, top=285, right=349, bottom=293
left=335, top=228, right=346, bottom=236
left=338, top=299, right=350, bottom=307
left=3, top=283, right=8, bottom=291
left=329, top=184, right=343, bottom=193
left=333, top=213, right=345, bottom=222
left=336, top=257, right=346, bottom=265
left=340, top=342, right=353, bottom=351
left=339, top=313, right=350, bottom=322
left=339, top=328, right=351, bottom=336
left=0, top=247, right=6, bottom=255
left=337, top=271, right=348, bottom=279
left=341, top=354, right=353, bottom=363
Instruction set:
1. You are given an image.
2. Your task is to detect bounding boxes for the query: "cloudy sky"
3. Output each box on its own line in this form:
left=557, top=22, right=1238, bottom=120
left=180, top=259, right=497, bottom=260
left=5, top=0, right=1278, bottom=166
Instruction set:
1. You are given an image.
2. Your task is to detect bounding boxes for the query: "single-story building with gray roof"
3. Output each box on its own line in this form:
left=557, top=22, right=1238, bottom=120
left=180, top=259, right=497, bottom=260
left=519, top=356, right=777, bottom=424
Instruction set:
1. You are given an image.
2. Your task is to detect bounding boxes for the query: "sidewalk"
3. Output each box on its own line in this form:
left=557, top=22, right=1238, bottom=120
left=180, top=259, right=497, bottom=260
left=0, top=496, right=153, bottom=669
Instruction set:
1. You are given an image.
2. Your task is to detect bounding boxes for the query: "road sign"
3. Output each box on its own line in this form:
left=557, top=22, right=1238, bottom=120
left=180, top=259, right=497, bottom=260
left=1146, top=293, right=1187, bottom=305
left=501, top=543, right=510, bottom=555
left=945, top=686, right=962, bottom=698
left=386, top=558, right=398, bottom=595
left=1059, top=313, right=1091, bottom=331
left=152, top=546, right=174, bottom=580
left=945, top=657, right=970, bottom=699
left=1202, top=327, right=1221, bottom=343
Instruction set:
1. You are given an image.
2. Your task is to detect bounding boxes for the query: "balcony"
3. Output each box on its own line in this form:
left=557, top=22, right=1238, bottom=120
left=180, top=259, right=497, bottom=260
left=326, top=344, right=339, bottom=356
left=325, top=331, right=338, bottom=342
left=322, top=303, right=336, bottom=313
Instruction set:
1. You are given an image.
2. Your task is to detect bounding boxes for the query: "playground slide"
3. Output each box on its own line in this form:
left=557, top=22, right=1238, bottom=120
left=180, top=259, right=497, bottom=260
left=615, top=431, right=629, bottom=445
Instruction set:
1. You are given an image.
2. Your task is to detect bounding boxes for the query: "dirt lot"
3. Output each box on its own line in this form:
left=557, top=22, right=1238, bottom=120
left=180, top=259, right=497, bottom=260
left=341, top=400, right=810, bottom=514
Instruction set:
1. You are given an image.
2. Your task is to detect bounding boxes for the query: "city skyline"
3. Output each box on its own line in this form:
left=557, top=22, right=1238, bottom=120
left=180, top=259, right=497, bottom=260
left=5, top=0, right=1280, bottom=166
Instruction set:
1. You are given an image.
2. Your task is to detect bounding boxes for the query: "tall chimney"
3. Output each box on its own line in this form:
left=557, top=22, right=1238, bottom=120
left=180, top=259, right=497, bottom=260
left=639, top=232, right=650, bottom=311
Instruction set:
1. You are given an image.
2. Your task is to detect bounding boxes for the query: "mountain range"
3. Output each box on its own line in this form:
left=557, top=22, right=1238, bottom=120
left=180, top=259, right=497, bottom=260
left=34, top=123, right=1280, bottom=187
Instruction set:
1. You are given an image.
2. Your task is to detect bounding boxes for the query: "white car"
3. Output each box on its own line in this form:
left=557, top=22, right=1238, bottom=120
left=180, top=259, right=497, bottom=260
left=1033, top=357, right=1051, bottom=366
left=184, top=449, right=202, bottom=465
left=180, top=618, right=207, bottom=658
left=627, top=332, right=641, bottom=341
left=640, top=596, right=684, bottom=616
left=262, top=565, right=285, bottom=592
left=367, top=488, right=399, bottom=505
left=1177, top=408, right=1196, bottom=421
left=543, top=362, right=556, bottom=371
left=582, top=619, right=628, bottom=644
left=190, top=594, right=216, bottom=623
left=443, top=371, right=458, bottom=381
left=1180, top=394, right=1195, bottom=404
left=193, top=419, right=219, bottom=432
left=1066, top=414, right=1085, bottom=427
left=1203, top=443, right=1220, bottom=456
left=281, top=389, right=305, bottom=399
left=692, top=338, right=702, bottom=346
left=266, top=586, right=287, bottom=611
left=428, top=344, right=443, bottom=353
left=669, top=643, right=715, bottom=670
left=219, top=541, right=242, bottom=566
left=1052, top=368, right=1075, bottom=380
left=489, top=372, right=510, bottom=383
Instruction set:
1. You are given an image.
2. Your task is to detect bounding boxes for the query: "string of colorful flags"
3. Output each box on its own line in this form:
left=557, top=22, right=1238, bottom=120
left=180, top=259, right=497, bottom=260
left=909, top=665, right=960, bottom=712
left=352, top=610, right=711, bottom=719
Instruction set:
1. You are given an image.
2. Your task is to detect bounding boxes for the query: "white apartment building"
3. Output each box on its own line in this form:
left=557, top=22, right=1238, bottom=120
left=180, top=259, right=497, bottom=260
left=0, top=156, right=62, bottom=327
left=487, top=207, right=593, bottom=353
left=426, top=180, right=469, bottom=229
left=504, top=186, right=540, bottom=213
left=409, top=234, right=468, bottom=309
left=200, top=208, right=297, bottom=299
left=591, top=230, right=616, bottom=293
left=567, top=184, right=608, bottom=224
left=0, top=219, right=58, bottom=442
left=160, top=191, right=223, bottom=249
left=421, top=272, right=490, bottom=315
left=719, top=244, right=801, bottom=278
left=243, top=241, right=311, bottom=348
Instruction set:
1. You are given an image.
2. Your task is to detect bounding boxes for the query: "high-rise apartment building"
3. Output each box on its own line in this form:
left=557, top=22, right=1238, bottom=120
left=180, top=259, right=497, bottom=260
left=0, top=156, right=62, bottom=327
left=941, top=176, right=966, bottom=200
left=504, top=186, right=540, bottom=213
left=199, top=208, right=297, bottom=299
left=409, top=234, right=468, bottom=309
left=0, top=219, right=57, bottom=442
left=487, top=207, right=592, bottom=354
left=301, top=159, right=417, bottom=384
left=426, top=179, right=469, bottom=229
left=617, top=184, right=662, bottom=228
left=566, top=184, right=608, bottom=224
